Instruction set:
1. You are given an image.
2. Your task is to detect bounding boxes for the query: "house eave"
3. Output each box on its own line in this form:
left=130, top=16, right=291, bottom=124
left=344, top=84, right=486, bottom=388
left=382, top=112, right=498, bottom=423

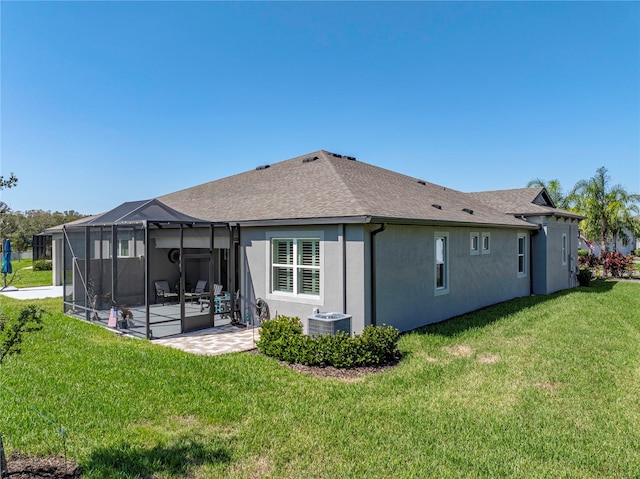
left=509, top=210, right=585, bottom=221
left=234, top=215, right=372, bottom=227
left=368, top=216, right=539, bottom=230
left=233, top=214, right=540, bottom=230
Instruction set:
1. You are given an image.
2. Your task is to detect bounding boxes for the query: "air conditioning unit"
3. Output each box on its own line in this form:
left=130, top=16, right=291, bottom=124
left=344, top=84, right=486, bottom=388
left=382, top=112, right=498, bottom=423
left=307, top=312, right=352, bottom=337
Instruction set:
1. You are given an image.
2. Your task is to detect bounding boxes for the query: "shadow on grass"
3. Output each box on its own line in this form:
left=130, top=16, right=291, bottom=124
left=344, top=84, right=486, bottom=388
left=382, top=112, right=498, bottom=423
left=83, top=435, right=231, bottom=478
left=411, top=280, right=617, bottom=339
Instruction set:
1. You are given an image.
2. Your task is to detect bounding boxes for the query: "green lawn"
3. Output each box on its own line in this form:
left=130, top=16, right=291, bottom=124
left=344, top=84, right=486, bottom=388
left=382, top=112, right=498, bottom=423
left=3, top=258, right=52, bottom=288
left=1, top=281, right=639, bottom=478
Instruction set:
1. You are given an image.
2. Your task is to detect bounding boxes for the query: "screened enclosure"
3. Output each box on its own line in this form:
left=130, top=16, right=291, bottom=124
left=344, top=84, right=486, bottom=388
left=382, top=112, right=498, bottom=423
left=62, top=200, right=239, bottom=339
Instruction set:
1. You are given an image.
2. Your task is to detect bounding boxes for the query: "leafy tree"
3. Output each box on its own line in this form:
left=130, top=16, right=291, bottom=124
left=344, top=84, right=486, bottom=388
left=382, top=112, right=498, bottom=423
left=0, top=173, right=18, bottom=191
left=0, top=173, right=17, bottom=250
left=2, top=210, right=86, bottom=252
left=526, top=178, right=569, bottom=209
left=569, top=167, right=640, bottom=255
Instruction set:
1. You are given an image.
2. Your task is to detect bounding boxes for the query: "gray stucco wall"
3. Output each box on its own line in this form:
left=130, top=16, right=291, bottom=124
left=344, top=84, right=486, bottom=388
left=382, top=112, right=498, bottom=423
left=543, top=218, right=580, bottom=293
left=527, top=216, right=580, bottom=294
left=371, top=225, right=531, bottom=332
left=241, top=224, right=368, bottom=334
left=239, top=222, right=545, bottom=335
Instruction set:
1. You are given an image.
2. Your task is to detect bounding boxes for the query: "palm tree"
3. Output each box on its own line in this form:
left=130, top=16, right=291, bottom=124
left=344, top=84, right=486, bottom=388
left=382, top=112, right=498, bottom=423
left=607, top=194, right=640, bottom=251
left=526, top=178, right=568, bottom=209
left=569, top=167, right=640, bottom=255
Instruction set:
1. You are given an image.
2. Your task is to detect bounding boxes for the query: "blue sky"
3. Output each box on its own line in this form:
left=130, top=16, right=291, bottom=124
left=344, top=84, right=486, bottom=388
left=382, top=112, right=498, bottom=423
left=1, top=1, right=638, bottom=215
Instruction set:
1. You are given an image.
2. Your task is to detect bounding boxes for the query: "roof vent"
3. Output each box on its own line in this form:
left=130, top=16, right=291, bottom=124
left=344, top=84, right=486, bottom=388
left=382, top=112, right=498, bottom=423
left=302, top=156, right=318, bottom=163
left=418, top=180, right=426, bottom=186
left=345, top=156, right=356, bottom=161
left=462, top=208, right=474, bottom=215
left=331, top=153, right=343, bottom=158
left=432, top=204, right=442, bottom=210
left=256, top=164, right=270, bottom=170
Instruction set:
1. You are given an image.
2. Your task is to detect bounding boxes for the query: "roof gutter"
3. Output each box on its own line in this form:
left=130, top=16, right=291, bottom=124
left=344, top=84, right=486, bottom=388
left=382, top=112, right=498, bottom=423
left=234, top=215, right=371, bottom=227
left=368, top=216, right=538, bottom=230
left=234, top=215, right=538, bottom=230
left=507, top=211, right=585, bottom=221
left=370, top=223, right=386, bottom=327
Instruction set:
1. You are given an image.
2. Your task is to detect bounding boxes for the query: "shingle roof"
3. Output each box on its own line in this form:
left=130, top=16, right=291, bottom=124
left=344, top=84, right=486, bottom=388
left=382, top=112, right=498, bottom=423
left=468, top=188, right=584, bottom=220
left=158, top=150, right=534, bottom=229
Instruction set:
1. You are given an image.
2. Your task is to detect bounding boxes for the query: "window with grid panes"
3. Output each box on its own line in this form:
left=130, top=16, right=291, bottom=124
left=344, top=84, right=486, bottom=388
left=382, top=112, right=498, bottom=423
left=272, top=238, right=320, bottom=296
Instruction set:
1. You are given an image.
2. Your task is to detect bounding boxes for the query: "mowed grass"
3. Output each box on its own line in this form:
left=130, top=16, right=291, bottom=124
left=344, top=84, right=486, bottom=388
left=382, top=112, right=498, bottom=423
left=1, top=281, right=639, bottom=478
left=3, top=258, right=52, bottom=288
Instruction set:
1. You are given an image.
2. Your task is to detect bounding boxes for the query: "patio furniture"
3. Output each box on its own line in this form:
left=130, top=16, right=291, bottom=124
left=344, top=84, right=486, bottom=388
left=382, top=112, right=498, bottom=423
left=154, top=280, right=178, bottom=305
left=185, top=280, right=209, bottom=303
left=199, top=284, right=223, bottom=312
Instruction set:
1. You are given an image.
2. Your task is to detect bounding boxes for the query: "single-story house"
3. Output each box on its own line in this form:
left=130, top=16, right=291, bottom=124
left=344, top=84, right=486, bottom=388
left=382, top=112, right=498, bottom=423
left=468, top=187, right=584, bottom=295
left=50, top=150, right=583, bottom=338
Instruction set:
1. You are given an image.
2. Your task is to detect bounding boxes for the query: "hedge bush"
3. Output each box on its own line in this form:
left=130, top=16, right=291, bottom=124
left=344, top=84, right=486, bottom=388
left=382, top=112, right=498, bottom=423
left=256, top=315, right=400, bottom=368
left=32, top=260, right=52, bottom=271
left=577, top=267, right=592, bottom=287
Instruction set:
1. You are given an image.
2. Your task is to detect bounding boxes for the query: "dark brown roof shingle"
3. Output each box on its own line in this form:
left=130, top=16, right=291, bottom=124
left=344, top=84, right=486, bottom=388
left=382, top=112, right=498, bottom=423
left=468, top=188, right=584, bottom=220
left=158, top=150, right=535, bottom=228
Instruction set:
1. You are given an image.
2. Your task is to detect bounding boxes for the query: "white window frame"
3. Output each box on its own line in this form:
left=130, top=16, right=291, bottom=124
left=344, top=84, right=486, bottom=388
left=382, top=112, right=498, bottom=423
left=562, top=233, right=567, bottom=265
left=267, top=231, right=323, bottom=302
left=470, top=232, right=480, bottom=256
left=435, top=232, right=450, bottom=296
left=517, top=234, right=527, bottom=278
left=117, top=238, right=130, bottom=258
left=481, top=232, right=491, bottom=255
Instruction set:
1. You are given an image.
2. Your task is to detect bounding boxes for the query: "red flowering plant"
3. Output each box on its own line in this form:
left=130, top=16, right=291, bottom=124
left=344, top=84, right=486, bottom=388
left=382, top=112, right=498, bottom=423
left=600, top=251, right=635, bottom=278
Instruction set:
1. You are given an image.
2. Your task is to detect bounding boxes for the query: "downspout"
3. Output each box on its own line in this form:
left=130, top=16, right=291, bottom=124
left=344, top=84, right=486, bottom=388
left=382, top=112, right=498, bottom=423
left=370, top=223, right=386, bottom=327
left=339, top=224, right=346, bottom=314
left=529, top=227, right=539, bottom=296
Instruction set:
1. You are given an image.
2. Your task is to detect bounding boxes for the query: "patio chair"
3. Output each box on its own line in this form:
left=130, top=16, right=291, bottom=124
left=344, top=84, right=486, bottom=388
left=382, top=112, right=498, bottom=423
left=185, top=280, right=208, bottom=303
left=200, top=284, right=223, bottom=312
left=154, top=280, right=178, bottom=305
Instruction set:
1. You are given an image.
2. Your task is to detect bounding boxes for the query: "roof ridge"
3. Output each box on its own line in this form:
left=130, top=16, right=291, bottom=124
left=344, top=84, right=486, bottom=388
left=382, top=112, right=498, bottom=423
left=468, top=187, right=543, bottom=195
left=318, top=151, right=369, bottom=216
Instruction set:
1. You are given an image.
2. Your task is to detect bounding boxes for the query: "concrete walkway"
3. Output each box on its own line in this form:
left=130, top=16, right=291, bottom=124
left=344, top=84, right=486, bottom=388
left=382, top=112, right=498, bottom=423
left=0, top=285, right=63, bottom=300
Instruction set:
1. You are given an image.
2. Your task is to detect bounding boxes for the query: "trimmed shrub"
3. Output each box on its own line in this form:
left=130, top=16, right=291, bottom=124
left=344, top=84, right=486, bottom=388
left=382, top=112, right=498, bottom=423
left=578, top=249, right=590, bottom=258
left=32, top=260, right=52, bottom=271
left=256, top=315, right=400, bottom=368
left=577, top=267, right=591, bottom=287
